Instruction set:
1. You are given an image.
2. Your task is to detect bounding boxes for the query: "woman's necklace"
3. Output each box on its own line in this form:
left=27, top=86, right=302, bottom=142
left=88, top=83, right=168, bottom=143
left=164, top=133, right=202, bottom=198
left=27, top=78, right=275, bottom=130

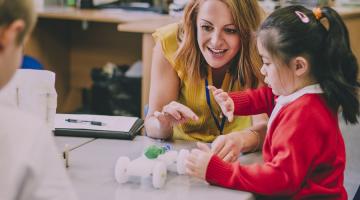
left=205, top=73, right=234, bottom=134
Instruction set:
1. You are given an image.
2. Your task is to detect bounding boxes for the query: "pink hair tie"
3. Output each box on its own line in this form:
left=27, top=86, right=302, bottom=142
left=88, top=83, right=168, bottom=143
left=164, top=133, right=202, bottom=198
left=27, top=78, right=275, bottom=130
left=295, top=11, right=310, bottom=23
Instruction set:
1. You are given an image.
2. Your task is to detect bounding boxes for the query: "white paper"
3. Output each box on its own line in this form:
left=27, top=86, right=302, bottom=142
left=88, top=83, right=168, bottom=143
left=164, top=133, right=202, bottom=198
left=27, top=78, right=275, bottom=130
left=0, top=69, right=57, bottom=130
left=55, top=114, right=138, bottom=132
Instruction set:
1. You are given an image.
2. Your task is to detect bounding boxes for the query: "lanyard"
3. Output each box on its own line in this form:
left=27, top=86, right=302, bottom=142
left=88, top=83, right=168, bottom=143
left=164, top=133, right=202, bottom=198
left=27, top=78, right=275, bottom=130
left=205, top=78, right=227, bottom=134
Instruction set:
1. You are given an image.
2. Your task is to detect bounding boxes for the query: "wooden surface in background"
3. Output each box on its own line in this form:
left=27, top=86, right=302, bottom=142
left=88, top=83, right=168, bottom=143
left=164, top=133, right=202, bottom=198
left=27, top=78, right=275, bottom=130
left=24, top=19, right=71, bottom=112
left=25, top=19, right=142, bottom=113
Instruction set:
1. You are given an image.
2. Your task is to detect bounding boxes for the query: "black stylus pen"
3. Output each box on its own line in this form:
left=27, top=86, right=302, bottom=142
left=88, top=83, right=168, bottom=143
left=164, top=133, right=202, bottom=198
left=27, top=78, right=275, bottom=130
left=65, top=118, right=105, bottom=126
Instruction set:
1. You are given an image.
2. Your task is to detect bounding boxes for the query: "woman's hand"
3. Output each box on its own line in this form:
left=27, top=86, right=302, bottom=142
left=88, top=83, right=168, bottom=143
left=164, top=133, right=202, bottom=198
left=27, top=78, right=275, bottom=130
left=153, top=101, right=199, bottom=127
left=208, top=86, right=234, bottom=122
left=186, top=142, right=213, bottom=180
left=211, top=124, right=267, bottom=161
left=211, top=133, right=244, bottom=162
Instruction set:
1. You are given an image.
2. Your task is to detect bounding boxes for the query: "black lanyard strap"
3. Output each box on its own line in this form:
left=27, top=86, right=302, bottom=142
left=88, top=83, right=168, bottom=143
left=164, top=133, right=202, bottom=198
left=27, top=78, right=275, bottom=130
left=205, top=78, right=226, bottom=134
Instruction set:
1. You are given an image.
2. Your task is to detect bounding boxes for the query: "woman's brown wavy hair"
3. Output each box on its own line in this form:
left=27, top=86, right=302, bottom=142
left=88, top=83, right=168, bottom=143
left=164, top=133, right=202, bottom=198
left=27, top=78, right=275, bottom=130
left=174, top=0, right=263, bottom=89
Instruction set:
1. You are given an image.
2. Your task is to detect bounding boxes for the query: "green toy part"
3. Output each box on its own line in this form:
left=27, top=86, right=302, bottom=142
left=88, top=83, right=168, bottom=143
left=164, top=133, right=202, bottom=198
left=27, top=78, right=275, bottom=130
left=144, top=145, right=166, bottom=159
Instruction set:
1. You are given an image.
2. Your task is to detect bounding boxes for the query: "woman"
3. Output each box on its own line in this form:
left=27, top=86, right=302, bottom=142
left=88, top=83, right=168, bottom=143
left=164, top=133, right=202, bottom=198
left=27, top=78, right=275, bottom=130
left=145, top=0, right=267, bottom=161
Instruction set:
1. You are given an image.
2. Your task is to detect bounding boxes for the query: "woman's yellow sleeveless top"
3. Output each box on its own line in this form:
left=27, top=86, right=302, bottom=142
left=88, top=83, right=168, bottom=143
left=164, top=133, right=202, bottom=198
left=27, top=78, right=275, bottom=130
left=153, top=23, right=251, bottom=142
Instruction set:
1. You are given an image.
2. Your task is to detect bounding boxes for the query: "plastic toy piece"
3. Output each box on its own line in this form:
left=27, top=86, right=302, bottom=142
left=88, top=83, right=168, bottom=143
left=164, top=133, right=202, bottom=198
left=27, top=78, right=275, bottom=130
left=114, top=148, right=190, bottom=189
left=144, top=145, right=167, bottom=159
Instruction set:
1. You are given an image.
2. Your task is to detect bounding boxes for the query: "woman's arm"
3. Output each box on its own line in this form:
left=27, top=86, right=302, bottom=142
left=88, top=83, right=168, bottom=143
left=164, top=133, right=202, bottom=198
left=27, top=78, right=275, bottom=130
left=240, top=116, right=267, bottom=153
left=145, top=41, right=180, bottom=139
left=145, top=41, right=198, bottom=139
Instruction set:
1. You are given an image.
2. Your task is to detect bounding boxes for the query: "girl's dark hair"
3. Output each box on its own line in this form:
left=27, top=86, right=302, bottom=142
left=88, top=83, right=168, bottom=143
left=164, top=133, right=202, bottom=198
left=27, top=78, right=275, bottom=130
left=258, top=5, right=359, bottom=124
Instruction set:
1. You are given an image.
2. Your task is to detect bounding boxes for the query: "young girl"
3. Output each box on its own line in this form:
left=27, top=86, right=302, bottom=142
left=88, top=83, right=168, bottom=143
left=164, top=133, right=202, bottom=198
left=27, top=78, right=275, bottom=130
left=185, top=5, right=359, bottom=199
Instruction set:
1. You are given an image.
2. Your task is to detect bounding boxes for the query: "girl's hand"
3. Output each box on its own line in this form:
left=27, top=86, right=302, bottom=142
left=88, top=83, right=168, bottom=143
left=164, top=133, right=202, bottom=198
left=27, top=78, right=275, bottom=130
left=207, top=86, right=234, bottom=122
left=185, top=142, right=213, bottom=180
left=153, top=101, right=199, bottom=126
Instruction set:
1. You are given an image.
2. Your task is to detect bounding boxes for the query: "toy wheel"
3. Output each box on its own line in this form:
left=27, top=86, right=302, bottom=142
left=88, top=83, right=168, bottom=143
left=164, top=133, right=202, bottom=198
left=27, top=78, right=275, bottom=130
left=114, top=157, right=130, bottom=183
left=176, top=149, right=189, bottom=175
left=152, top=162, right=167, bottom=189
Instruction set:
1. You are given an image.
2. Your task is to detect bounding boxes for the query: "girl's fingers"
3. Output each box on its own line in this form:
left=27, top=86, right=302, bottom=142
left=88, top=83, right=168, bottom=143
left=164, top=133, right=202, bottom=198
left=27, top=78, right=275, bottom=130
left=222, top=100, right=234, bottom=122
left=185, top=166, right=196, bottom=176
left=207, top=85, right=217, bottom=92
left=213, top=89, right=224, bottom=96
left=228, top=115, right=234, bottom=122
left=186, top=152, right=200, bottom=175
left=197, top=142, right=211, bottom=152
left=207, top=85, right=235, bottom=122
left=187, top=149, right=201, bottom=163
left=217, top=92, right=229, bottom=101
left=208, top=86, right=225, bottom=99
left=186, top=153, right=196, bottom=163
left=190, top=148, right=202, bottom=155
left=226, top=111, right=234, bottom=122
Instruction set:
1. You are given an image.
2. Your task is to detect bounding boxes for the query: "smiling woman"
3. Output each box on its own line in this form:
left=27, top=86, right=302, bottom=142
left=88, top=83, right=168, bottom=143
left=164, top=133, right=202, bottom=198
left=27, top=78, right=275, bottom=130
left=196, top=0, right=241, bottom=72
left=145, top=0, right=268, bottom=161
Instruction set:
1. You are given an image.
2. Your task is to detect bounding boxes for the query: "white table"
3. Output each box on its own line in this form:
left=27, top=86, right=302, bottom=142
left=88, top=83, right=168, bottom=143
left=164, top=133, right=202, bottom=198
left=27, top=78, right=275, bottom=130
left=55, top=136, right=261, bottom=200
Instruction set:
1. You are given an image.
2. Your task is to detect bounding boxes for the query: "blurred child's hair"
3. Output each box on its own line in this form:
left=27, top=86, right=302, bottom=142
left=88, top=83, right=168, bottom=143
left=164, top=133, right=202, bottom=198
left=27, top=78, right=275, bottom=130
left=0, top=0, right=37, bottom=45
left=258, top=5, right=359, bottom=124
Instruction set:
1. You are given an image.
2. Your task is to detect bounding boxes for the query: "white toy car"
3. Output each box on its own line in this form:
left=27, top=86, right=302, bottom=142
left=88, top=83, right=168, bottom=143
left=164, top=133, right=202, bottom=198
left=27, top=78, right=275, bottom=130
left=114, top=148, right=189, bottom=189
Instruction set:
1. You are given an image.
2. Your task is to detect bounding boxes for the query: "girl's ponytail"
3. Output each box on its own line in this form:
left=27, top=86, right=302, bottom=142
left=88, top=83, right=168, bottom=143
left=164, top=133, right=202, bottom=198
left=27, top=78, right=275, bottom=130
left=317, top=7, right=359, bottom=124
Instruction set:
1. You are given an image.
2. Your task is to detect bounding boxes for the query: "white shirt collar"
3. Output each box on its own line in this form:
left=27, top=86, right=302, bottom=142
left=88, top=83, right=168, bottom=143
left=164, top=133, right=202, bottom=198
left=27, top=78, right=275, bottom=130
left=268, top=84, right=324, bottom=130
left=276, top=84, right=323, bottom=106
